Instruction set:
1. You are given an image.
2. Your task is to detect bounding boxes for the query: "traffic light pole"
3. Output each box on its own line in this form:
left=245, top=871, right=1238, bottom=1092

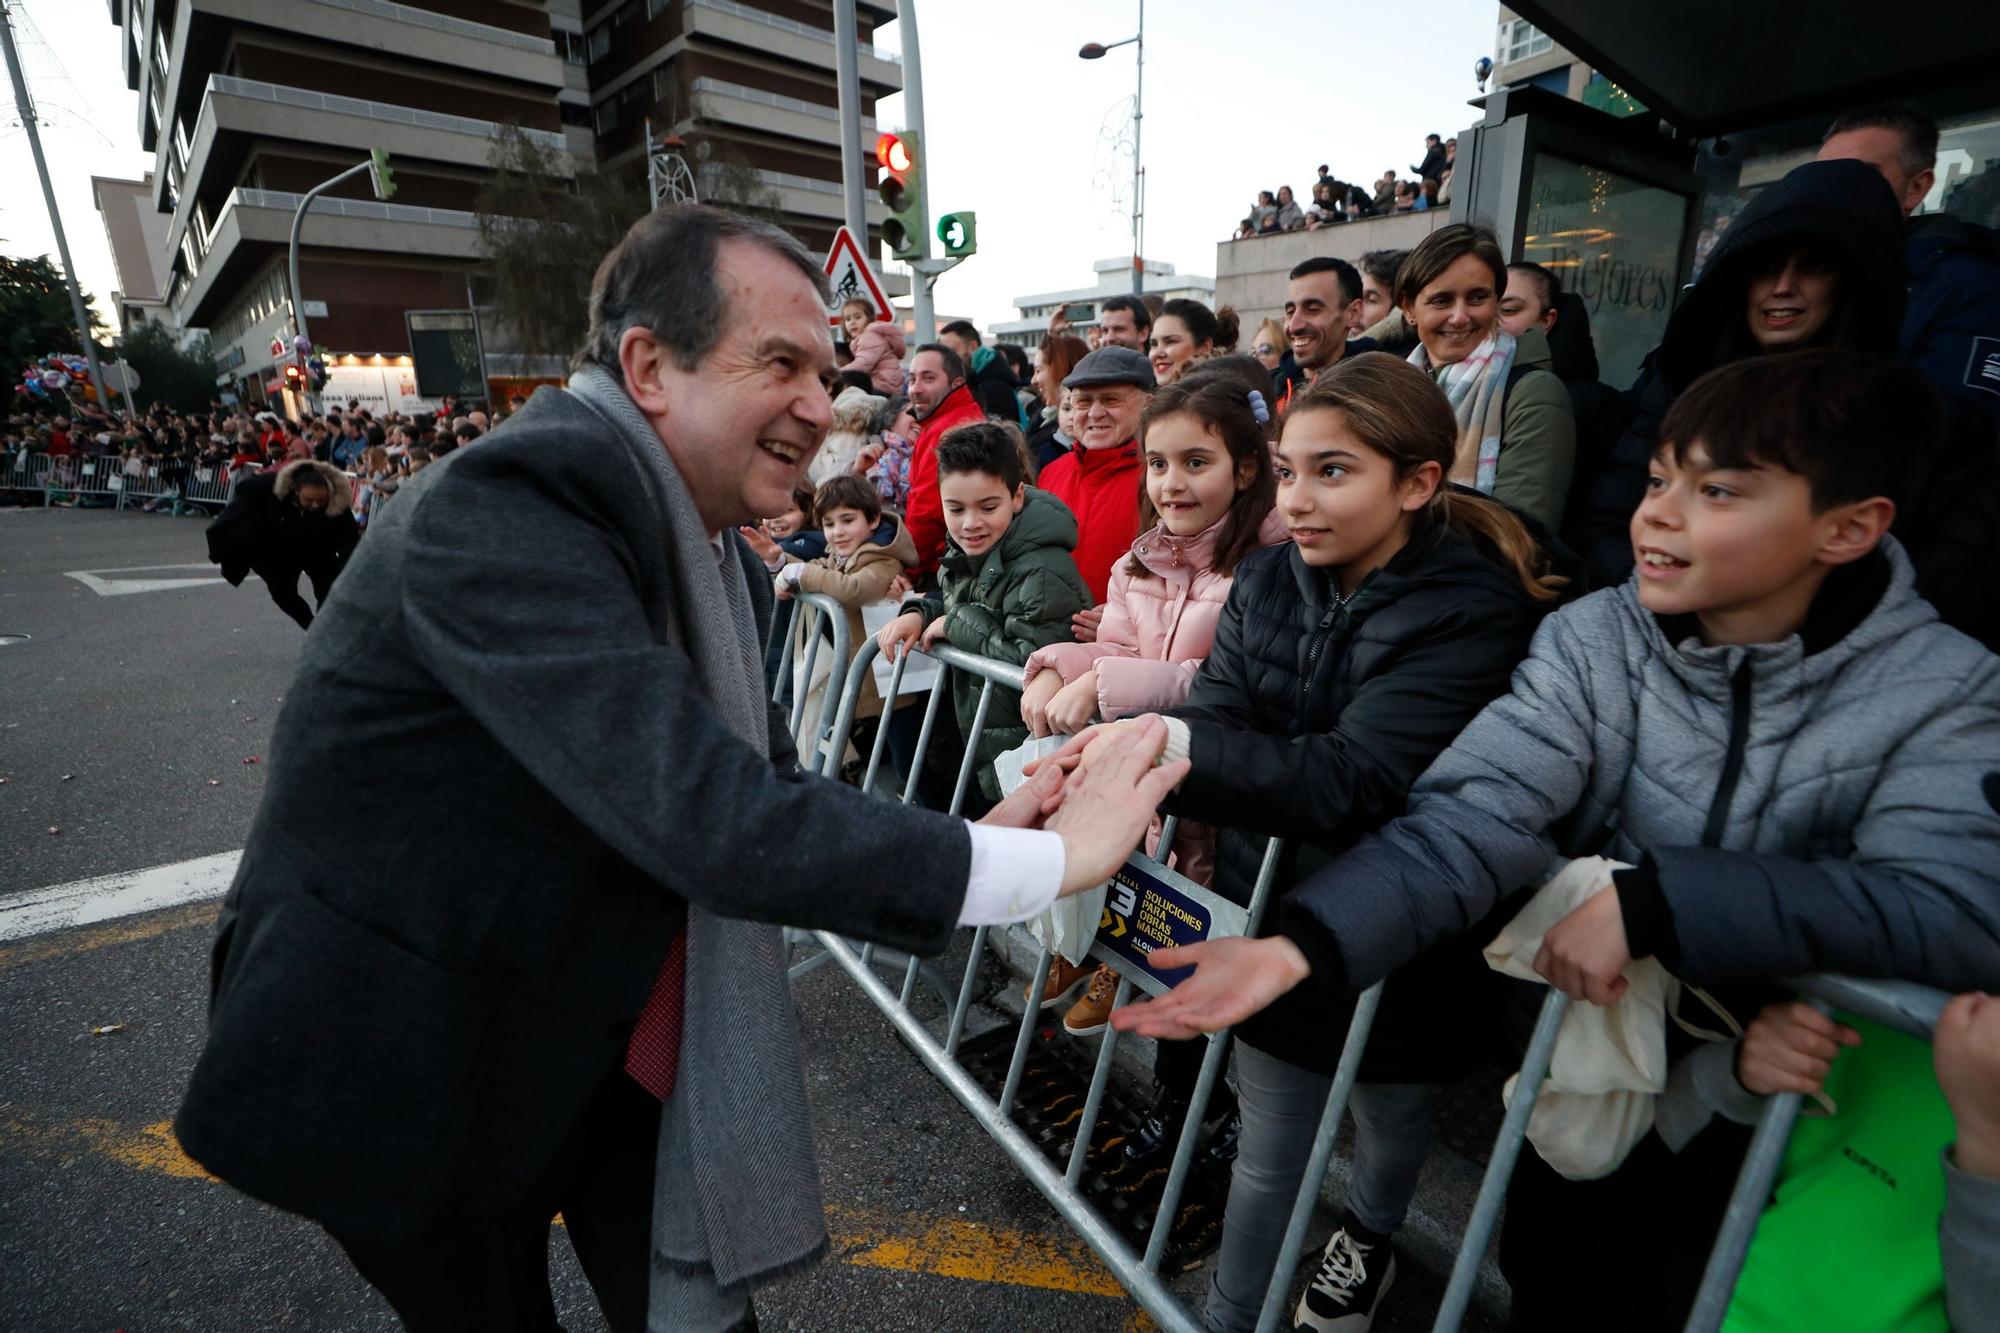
left=894, top=0, right=936, bottom=343
left=1, top=1, right=107, bottom=412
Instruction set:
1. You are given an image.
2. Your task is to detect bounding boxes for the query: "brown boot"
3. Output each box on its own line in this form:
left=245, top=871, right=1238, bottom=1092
left=1030, top=956, right=1093, bottom=1010
left=1062, top=964, right=1120, bottom=1036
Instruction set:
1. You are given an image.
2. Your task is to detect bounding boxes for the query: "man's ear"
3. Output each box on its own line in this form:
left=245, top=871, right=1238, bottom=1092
left=619, top=327, right=672, bottom=417
left=1817, top=495, right=1896, bottom=566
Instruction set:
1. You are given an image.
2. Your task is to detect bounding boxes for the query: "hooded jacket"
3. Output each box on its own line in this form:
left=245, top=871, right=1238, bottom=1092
left=1568, top=160, right=1908, bottom=583
left=793, top=514, right=919, bottom=722
left=205, top=459, right=358, bottom=586
left=810, top=385, right=886, bottom=487
left=905, top=488, right=1093, bottom=799
left=1280, top=538, right=2000, bottom=1012
left=1036, top=435, right=1142, bottom=604
left=845, top=318, right=906, bottom=397
left=1165, top=514, right=1552, bottom=1078
left=904, top=384, right=988, bottom=579
left=968, top=346, right=1030, bottom=429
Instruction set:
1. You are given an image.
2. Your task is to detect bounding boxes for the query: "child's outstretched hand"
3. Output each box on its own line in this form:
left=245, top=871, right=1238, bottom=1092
left=1534, top=884, right=1632, bottom=1006
left=1110, top=936, right=1313, bottom=1040
left=877, top=611, right=923, bottom=660
left=1020, top=670, right=1064, bottom=736
left=1045, top=672, right=1100, bottom=736
left=1736, top=1001, right=1861, bottom=1096
left=738, top=524, right=782, bottom=567
left=1935, top=991, right=2000, bottom=1179
left=918, top=615, right=950, bottom=652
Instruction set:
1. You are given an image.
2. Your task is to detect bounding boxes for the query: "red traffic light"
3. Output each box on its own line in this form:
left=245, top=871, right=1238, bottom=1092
left=875, top=132, right=913, bottom=175
left=283, top=363, right=304, bottom=386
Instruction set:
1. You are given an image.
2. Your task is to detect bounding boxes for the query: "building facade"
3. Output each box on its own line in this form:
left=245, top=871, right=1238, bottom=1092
left=106, top=0, right=898, bottom=409
left=91, top=173, right=173, bottom=336
left=990, top=258, right=1217, bottom=349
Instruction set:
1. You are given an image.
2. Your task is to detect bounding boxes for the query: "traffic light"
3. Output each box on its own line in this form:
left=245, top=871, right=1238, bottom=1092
left=369, top=148, right=397, bottom=201
left=936, top=211, right=977, bottom=258
left=875, top=131, right=923, bottom=260
left=283, top=362, right=305, bottom=394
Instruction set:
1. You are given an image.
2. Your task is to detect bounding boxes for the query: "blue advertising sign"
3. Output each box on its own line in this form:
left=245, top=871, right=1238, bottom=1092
left=1087, top=854, right=1251, bottom=999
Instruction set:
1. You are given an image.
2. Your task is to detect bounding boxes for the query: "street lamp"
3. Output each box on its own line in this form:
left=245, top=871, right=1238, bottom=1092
left=1079, top=1, right=1144, bottom=296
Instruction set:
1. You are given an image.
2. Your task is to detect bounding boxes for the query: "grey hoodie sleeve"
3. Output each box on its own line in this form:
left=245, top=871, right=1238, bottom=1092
left=1277, top=606, right=1601, bottom=991
left=1943, top=1147, right=2000, bottom=1333
left=1643, top=651, right=2000, bottom=993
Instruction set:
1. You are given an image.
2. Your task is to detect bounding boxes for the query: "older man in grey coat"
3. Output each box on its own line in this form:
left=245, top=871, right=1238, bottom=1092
left=173, top=207, right=1183, bottom=1332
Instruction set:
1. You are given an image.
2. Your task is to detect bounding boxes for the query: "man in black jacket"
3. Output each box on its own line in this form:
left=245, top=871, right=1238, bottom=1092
left=174, top=204, right=1179, bottom=1333
left=203, top=458, right=358, bottom=629
left=940, top=319, right=1027, bottom=427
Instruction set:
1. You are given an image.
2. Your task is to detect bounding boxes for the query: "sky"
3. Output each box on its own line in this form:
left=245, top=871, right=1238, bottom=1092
left=0, top=0, right=1505, bottom=337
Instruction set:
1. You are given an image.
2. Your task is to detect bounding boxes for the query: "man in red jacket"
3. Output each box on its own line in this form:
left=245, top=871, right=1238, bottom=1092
left=1038, top=347, right=1153, bottom=620
left=903, top=343, right=988, bottom=579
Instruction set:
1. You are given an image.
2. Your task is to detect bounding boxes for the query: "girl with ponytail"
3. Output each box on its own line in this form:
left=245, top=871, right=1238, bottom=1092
left=1039, top=351, right=1563, bottom=1325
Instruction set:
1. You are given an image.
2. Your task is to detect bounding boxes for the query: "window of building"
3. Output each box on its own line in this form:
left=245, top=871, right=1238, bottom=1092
left=560, top=100, right=592, bottom=127
left=594, top=98, right=620, bottom=134
left=586, top=23, right=611, bottom=63
left=555, top=29, right=588, bottom=66
left=646, top=0, right=669, bottom=17
left=1499, top=18, right=1553, bottom=64
left=652, top=65, right=678, bottom=108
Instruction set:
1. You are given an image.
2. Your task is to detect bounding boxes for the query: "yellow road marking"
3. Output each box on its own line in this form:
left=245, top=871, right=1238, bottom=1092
left=0, top=901, right=219, bottom=972
left=1, top=1112, right=1136, bottom=1304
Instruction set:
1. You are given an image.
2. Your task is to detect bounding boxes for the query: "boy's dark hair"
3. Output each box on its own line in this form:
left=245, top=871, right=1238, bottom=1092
left=1822, top=102, right=1938, bottom=175
left=814, top=473, right=882, bottom=524
left=1359, top=248, right=1409, bottom=292
left=939, top=319, right=982, bottom=346
left=1660, top=349, right=1942, bottom=511
left=838, top=369, right=874, bottom=393
left=936, top=421, right=1024, bottom=492
left=789, top=481, right=817, bottom=527
left=1288, top=256, right=1363, bottom=307
left=1100, top=294, right=1152, bottom=333
left=914, top=342, right=968, bottom=384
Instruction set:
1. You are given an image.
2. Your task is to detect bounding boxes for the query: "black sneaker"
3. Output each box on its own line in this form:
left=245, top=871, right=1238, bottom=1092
left=1293, top=1215, right=1395, bottom=1333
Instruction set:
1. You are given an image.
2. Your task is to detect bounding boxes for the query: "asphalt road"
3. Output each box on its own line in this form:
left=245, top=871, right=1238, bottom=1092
left=0, top=510, right=1491, bottom=1333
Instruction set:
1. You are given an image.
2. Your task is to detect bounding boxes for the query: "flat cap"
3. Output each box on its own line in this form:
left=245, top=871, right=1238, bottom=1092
left=1063, top=346, right=1156, bottom=391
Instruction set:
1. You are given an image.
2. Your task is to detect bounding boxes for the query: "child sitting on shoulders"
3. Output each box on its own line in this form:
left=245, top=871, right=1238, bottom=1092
left=877, top=423, right=1091, bottom=813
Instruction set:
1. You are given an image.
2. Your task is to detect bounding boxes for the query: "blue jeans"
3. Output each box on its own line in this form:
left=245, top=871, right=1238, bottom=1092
left=1202, top=1041, right=1439, bottom=1332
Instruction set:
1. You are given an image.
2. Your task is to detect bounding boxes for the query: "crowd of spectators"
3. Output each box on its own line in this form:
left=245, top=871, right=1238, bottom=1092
left=1236, top=134, right=1458, bottom=238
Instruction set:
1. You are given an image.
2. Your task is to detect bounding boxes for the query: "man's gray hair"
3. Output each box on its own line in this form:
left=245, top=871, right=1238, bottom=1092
left=574, top=205, right=831, bottom=379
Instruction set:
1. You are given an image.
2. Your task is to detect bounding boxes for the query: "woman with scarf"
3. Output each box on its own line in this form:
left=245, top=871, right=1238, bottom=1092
left=1398, top=224, right=1576, bottom=531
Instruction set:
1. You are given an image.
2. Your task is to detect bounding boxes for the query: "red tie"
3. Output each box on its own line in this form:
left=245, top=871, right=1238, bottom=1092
left=623, top=932, right=687, bottom=1100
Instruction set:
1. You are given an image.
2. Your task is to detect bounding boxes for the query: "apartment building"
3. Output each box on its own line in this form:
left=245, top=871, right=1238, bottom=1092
left=91, top=173, right=173, bottom=336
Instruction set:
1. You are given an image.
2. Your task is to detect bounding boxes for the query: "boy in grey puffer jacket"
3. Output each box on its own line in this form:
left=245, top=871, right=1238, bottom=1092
left=1284, top=352, right=2000, bottom=1328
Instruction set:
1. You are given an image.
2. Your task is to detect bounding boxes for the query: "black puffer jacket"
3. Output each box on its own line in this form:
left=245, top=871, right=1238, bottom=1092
left=1567, top=160, right=1906, bottom=584
left=1165, top=513, right=1550, bottom=1078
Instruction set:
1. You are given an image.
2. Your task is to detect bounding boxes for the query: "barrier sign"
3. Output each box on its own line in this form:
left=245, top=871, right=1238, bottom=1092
left=1088, top=854, right=1251, bottom=999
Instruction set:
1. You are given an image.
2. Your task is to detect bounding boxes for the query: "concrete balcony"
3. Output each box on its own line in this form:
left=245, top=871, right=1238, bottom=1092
left=689, top=77, right=876, bottom=145
left=1214, top=210, right=1450, bottom=328
left=751, top=167, right=887, bottom=225
left=178, top=187, right=488, bottom=325
left=680, top=0, right=901, bottom=93
left=159, top=74, right=566, bottom=283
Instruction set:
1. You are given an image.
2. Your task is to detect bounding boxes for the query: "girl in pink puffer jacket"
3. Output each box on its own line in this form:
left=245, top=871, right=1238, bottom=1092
left=1018, top=362, right=1284, bottom=1030
left=841, top=299, right=908, bottom=397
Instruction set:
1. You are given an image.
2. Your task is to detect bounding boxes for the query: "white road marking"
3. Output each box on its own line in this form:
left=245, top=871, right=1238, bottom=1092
left=65, top=564, right=235, bottom=596
left=0, top=851, right=240, bottom=942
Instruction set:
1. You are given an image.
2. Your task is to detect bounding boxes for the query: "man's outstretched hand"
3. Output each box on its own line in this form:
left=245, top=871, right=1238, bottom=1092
left=1044, top=716, right=1187, bottom=896
left=1108, top=936, right=1313, bottom=1040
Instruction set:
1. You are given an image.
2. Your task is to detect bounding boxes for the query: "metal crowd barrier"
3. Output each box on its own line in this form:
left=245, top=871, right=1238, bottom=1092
left=0, top=453, right=238, bottom=510
left=771, top=590, right=853, bottom=779
left=784, top=618, right=1960, bottom=1332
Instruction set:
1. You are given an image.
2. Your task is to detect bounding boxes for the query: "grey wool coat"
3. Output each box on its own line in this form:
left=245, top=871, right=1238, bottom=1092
left=174, top=384, right=973, bottom=1248
left=1279, top=539, right=2000, bottom=997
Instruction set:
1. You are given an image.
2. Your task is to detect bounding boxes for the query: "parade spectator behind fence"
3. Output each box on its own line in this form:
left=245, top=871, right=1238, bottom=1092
left=1272, top=186, right=1306, bottom=232
left=1398, top=223, right=1576, bottom=531
left=1146, top=298, right=1238, bottom=387
left=172, top=204, right=1183, bottom=1333
left=1501, top=260, right=1624, bottom=525
left=902, top=342, right=988, bottom=580
left=1028, top=334, right=1090, bottom=472
left=1096, top=294, right=1152, bottom=352
left=1041, top=353, right=1568, bottom=1332
left=940, top=320, right=1030, bottom=430
left=1567, top=157, right=2000, bottom=648
left=1356, top=249, right=1415, bottom=352
left=1040, top=346, right=1154, bottom=619
left=204, top=458, right=359, bottom=631
left=1112, top=350, right=2000, bottom=1331
left=1020, top=357, right=1285, bottom=1105
left=1251, top=319, right=1285, bottom=380
left=775, top=473, right=918, bottom=768
left=858, top=396, right=917, bottom=512
left=1412, top=133, right=1446, bottom=185
left=879, top=423, right=1092, bottom=807
left=840, top=297, right=907, bottom=397
left=1276, top=257, right=1372, bottom=412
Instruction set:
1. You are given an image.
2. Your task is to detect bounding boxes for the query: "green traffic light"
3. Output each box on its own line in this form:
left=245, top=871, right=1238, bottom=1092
left=935, top=211, right=977, bottom=257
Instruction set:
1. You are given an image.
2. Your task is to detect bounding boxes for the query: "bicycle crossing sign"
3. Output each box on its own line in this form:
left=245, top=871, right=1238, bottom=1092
left=824, top=224, right=894, bottom=327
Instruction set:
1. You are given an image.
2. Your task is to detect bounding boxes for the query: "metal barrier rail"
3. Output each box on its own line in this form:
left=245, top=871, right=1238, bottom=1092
left=1, top=454, right=239, bottom=510
left=792, top=623, right=1961, bottom=1331
left=772, top=591, right=853, bottom=779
